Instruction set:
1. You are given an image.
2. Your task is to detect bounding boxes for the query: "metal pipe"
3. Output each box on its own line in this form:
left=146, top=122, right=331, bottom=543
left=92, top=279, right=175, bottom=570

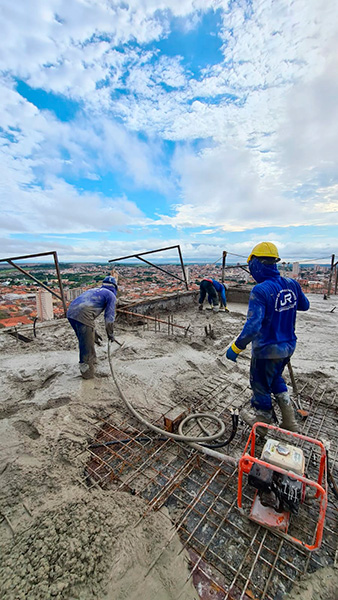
left=7, top=260, right=63, bottom=302
left=327, top=253, right=335, bottom=298
left=0, top=251, right=57, bottom=263
left=177, top=244, right=189, bottom=290
left=135, top=255, right=186, bottom=284
left=53, top=251, right=67, bottom=317
left=108, top=245, right=181, bottom=262
left=221, top=251, right=227, bottom=283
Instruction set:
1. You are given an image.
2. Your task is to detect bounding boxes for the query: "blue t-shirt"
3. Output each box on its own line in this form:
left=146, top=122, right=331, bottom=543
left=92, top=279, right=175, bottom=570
left=235, top=260, right=309, bottom=358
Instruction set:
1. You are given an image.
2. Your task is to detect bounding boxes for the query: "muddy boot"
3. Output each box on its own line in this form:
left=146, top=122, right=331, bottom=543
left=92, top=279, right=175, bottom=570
left=275, top=392, right=298, bottom=432
left=240, top=407, right=274, bottom=437
left=205, top=304, right=213, bottom=311
left=198, top=304, right=203, bottom=311
left=79, top=363, right=94, bottom=379
left=213, top=305, right=220, bottom=313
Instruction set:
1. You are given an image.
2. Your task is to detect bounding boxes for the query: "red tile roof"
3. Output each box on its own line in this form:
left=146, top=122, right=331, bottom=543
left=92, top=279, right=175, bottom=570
left=0, top=316, right=33, bottom=327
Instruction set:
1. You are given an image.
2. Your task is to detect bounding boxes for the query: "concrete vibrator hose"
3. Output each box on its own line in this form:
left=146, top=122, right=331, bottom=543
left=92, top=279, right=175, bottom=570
left=108, top=342, right=238, bottom=467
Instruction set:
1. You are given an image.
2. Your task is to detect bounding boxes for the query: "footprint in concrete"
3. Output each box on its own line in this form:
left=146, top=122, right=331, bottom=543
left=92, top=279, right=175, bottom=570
left=42, top=396, right=72, bottom=410
left=0, top=403, right=37, bottom=420
left=0, top=405, right=20, bottom=420
left=13, top=420, right=41, bottom=440
left=40, top=371, right=61, bottom=389
left=190, top=342, right=205, bottom=351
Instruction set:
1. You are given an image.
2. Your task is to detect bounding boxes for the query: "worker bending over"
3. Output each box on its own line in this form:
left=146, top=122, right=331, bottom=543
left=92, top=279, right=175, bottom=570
left=199, top=278, right=228, bottom=312
left=225, top=242, right=309, bottom=432
left=67, top=272, right=118, bottom=379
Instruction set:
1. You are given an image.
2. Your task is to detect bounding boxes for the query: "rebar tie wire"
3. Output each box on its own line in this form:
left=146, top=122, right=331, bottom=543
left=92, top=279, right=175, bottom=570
left=107, top=341, right=238, bottom=467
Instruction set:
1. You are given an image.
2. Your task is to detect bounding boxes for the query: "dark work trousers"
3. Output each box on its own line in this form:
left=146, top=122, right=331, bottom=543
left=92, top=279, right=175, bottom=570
left=250, top=356, right=290, bottom=411
left=199, top=280, right=219, bottom=306
left=68, top=318, right=96, bottom=366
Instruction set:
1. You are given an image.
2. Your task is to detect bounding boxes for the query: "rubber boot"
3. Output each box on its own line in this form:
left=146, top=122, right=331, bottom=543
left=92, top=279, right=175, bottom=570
left=275, top=392, right=298, bottom=432
left=79, top=362, right=94, bottom=379
left=205, top=304, right=213, bottom=311
left=240, top=407, right=274, bottom=437
left=198, top=304, right=203, bottom=311
left=213, top=305, right=220, bottom=313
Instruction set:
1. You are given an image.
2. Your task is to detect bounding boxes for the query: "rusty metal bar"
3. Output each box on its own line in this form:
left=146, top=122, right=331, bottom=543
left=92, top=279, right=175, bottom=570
left=136, top=255, right=186, bottom=284
left=108, top=245, right=181, bottom=262
left=7, top=260, right=63, bottom=302
left=327, top=253, right=335, bottom=298
left=1, top=251, right=67, bottom=317
left=110, top=244, right=190, bottom=293
left=0, top=251, right=57, bottom=262
left=53, top=251, right=67, bottom=316
left=117, top=308, right=190, bottom=331
left=221, top=251, right=227, bottom=283
left=223, top=527, right=263, bottom=600
left=177, top=244, right=189, bottom=290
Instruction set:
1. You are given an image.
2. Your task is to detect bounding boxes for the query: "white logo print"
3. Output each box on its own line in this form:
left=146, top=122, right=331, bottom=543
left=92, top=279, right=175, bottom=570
left=275, top=289, right=297, bottom=312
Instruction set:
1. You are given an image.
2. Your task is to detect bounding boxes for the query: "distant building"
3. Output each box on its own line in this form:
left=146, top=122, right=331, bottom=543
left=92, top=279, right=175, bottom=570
left=292, top=262, right=300, bottom=277
left=66, top=287, right=84, bottom=302
left=36, top=290, right=54, bottom=321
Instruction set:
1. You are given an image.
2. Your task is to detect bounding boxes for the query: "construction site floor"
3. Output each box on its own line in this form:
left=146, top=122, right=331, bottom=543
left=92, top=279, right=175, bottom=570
left=0, top=294, right=337, bottom=600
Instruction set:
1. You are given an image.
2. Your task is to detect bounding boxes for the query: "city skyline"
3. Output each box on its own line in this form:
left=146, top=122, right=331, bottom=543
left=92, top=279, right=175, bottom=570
left=1, top=1, right=337, bottom=263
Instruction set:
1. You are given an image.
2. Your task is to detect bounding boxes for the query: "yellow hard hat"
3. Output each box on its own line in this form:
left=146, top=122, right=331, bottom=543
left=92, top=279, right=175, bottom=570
left=247, top=242, right=280, bottom=263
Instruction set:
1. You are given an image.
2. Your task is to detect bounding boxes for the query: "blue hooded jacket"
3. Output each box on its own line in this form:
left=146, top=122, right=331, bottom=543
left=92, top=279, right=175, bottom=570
left=67, top=277, right=117, bottom=328
left=203, top=279, right=227, bottom=305
left=211, top=279, right=227, bottom=305
left=235, top=259, right=309, bottom=359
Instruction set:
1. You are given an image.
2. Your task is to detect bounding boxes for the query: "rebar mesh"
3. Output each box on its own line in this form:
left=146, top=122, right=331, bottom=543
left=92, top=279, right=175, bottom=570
left=81, top=375, right=338, bottom=599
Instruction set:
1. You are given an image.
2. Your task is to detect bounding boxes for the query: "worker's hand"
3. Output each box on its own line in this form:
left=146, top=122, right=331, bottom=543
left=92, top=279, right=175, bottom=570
left=226, top=343, right=242, bottom=362
left=94, top=331, right=103, bottom=346
left=226, top=347, right=238, bottom=362
left=106, top=323, right=114, bottom=342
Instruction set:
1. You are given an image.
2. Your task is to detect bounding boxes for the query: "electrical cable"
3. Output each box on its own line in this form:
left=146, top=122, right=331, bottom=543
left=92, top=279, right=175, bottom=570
left=107, top=342, right=238, bottom=466
left=201, top=412, right=239, bottom=449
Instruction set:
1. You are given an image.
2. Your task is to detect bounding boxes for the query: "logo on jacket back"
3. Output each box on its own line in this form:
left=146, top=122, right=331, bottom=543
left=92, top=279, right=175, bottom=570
left=275, top=289, right=297, bottom=312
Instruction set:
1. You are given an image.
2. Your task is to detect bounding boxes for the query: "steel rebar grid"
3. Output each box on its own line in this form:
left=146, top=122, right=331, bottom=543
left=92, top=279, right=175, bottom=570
left=170, top=460, right=312, bottom=600
left=82, top=374, right=338, bottom=599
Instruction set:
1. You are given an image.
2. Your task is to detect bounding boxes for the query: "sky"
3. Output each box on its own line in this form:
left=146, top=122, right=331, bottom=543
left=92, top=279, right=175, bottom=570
left=1, top=0, right=338, bottom=265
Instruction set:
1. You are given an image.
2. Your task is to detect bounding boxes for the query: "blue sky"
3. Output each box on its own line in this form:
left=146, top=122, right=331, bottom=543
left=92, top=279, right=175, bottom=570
left=1, top=0, right=337, bottom=264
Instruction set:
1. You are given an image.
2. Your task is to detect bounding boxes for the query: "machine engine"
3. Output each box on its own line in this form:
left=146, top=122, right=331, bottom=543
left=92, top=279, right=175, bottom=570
left=248, top=439, right=305, bottom=515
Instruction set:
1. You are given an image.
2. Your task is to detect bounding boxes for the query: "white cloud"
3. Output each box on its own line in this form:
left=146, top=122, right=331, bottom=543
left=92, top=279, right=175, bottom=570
left=0, top=0, right=338, bottom=247
left=1, top=232, right=335, bottom=264
left=0, top=80, right=169, bottom=234
left=0, top=175, right=150, bottom=234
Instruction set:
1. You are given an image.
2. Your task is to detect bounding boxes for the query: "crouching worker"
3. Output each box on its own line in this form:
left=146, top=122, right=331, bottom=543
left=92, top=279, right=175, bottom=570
left=67, top=272, right=118, bottom=379
left=225, top=242, right=309, bottom=433
left=199, top=278, right=228, bottom=313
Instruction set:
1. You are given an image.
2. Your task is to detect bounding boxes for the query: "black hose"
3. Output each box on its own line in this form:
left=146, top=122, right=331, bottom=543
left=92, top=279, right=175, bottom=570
left=201, top=413, right=238, bottom=449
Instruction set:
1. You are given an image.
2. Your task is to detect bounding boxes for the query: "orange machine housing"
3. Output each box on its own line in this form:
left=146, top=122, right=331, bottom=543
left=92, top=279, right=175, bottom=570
left=237, top=423, right=328, bottom=551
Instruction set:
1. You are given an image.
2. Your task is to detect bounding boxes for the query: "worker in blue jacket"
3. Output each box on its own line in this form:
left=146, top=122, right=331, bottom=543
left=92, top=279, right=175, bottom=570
left=199, top=278, right=228, bottom=312
left=225, top=242, right=309, bottom=432
left=67, top=272, right=118, bottom=379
